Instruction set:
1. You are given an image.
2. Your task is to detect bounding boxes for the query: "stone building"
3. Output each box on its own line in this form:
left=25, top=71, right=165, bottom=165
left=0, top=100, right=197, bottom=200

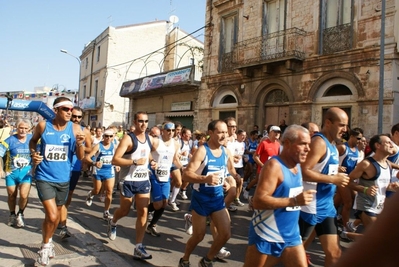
left=197, top=0, right=399, bottom=137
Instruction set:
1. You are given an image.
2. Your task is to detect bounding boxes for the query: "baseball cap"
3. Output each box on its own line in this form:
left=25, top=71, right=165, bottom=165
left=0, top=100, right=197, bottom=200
left=270, top=126, right=281, bottom=132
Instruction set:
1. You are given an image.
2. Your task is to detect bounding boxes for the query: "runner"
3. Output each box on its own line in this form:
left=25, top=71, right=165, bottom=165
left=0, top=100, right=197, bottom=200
left=0, top=119, right=33, bottom=228
left=244, top=124, right=314, bottom=267
left=29, top=97, right=86, bottom=266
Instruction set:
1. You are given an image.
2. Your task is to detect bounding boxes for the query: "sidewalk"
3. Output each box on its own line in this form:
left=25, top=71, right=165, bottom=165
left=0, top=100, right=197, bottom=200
left=0, top=178, right=131, bottom=267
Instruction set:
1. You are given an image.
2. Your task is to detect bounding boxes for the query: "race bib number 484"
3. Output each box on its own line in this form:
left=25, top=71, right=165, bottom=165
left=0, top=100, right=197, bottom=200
left=45, top=145, right=68, bottom=161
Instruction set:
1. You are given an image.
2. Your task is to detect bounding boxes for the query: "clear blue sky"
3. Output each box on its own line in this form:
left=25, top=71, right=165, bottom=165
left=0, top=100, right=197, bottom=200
left=0, top=0, right=206, bottom=93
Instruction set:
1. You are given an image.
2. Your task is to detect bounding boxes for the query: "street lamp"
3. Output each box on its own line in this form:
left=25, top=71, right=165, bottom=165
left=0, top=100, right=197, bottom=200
left=60, top=49, right=81, bottom=106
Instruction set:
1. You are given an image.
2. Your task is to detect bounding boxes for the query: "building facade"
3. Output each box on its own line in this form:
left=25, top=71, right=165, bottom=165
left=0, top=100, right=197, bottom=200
left=79, top=20, right=203, bottom=129
left=197, top=0, right=399, bottom=136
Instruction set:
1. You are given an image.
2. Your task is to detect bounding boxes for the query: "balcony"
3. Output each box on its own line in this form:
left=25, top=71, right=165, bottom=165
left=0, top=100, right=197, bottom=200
left=220, top=27, right=306, bottom=72
left=322, top=23, right=352, bottom=54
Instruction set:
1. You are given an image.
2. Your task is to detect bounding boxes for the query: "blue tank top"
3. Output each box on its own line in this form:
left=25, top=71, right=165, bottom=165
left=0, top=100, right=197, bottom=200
left=0, top=134, right=32, bottom=173
left=247, top=138, right=258, bottom=163
left=192, top=143, right=228, bottom=196
left=35, top=121, right=76, bottom=183
left=340, top=142, right=360, bottom=174
left=93, top=142, right=115, bottom=177
left=71, top=126, right=84, bottom=172
left=251, top=156, right=303, bottom=242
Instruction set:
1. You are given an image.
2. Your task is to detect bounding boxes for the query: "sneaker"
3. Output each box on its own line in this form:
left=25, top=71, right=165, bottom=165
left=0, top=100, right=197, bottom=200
left=133, top=244, right=152, bottom=260
left=103, top=211, right=113, bottom=221
left=178, top=258, right=191, bottom=267
left=16, top=213, right=25, bottom=228
left=86, top=191, right=94, bottom=206
left=234, top=198, right=245, bottom=207
left=228, top=204, right=237, bottom=212
left=58, top=226, right=71, bottom=239
left=346, top=221, right=358, bottom=232
left=338, top=226, right=354, bottom=243
left=107, top=219, right=117, bottom=241
left=184, top=213, right=193, bottom=235
left=48, top=242, right=55, bottom=259
left=198, top=257, right=213, bottom=267
left=99, top=193, right=105, bottom=202
left=243, top=189, right=250, bottom=200
left=37, top=245, right=51, bottom=266
left=215, top=247, right=231, bottom=260
left=168, top=201, right=179, bottom=211
left=179, top=190, right=188, bottom=200
left=146, top=224, right=161, bottom=237
left=8, top=214, right=16, bottom=226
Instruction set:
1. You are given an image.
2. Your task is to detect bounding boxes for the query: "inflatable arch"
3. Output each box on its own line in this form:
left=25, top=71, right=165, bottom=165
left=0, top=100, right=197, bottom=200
left=0, top=97, right=55, bottom=121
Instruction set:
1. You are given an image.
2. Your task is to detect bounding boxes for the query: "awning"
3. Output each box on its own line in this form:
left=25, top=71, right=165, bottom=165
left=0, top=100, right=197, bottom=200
left=164, top=111, right=194, bottom=117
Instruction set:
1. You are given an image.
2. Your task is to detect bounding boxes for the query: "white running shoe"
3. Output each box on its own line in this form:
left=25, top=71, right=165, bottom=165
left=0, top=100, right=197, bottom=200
left=37, top=244, right=52, bottom=266
left=243, top=189, right=250, bottom=200
left=16, top=214, right=25, bottom=227
left=168, top=201, right=179, bottom=211
left=86, top=191, right=94, bottom=206
left=346, top=221, right=358, bottom=232
left=228, top=204, right=237, bottom=212
left=184, top=213, right=193, bottom=235
left=8, top=214, right=16, bottom=226
left=133, top=244, right=152, bottom=260
left=179, top=190, right=188, bottom=200
left=234, top=198, right=245, bottom=207
left=215, top=247, right=231, bottom=260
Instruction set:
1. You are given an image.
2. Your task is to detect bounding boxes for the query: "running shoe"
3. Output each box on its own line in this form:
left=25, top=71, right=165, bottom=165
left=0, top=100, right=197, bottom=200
left=37, top=244, right=51, bottom=266
left=178, top=258, right=191, bottom=267
left=103, top=211, right=113, bottom=221
left=243, top=189, right=250, bottom=200
left=16, top=213, right=25, bottom=228
left=168, top=201, right=179, bottom=211
left=346, top=221, right=358, bottom=232
left=86, top=191, right=94, bottom=206
left=133, top=244, right=152, bottom=260
left=234, top=198, right=245, bottom=207
left=48, top=242, right=55, bottom=259
left=107, top=219, right=117, bottom=241
left=198, top=257, right=213, bottom=267
left=184, top=213, right=193, bottom=235
left=179, top=190, right=188, bottom=200
left=228, top=204, right=237, bottom=212
left=146, top=224, right=161, bottom=237
left=215, top=247, right=231, bottom=260
left=58, top=226, right=72, bottom=239
left=8, top=214, right=16, bottom=226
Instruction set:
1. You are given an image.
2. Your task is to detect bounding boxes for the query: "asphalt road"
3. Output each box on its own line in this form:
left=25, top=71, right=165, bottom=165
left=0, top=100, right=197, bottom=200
left=67, top=176, right=343, bottom=267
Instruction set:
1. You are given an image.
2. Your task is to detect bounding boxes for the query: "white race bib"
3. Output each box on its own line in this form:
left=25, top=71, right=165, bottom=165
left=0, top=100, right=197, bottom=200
left=45, top=145, right=68, bottom=162
left=286, top=186, right=303, bottom=211
left=204, top=170, right=225, bottom=187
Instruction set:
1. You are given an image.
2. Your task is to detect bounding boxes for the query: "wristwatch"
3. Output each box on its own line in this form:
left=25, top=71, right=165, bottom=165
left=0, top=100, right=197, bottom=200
left=133, top=159, right=138, bottom=165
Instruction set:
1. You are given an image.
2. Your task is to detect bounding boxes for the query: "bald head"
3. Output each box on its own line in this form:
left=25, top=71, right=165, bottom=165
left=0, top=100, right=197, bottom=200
left=325, top=107, right=348, bottom=125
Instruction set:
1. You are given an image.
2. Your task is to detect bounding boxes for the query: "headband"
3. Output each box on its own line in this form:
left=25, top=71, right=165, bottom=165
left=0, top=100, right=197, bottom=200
left=104, top=130, right=114, bottom=135
left=53, top=101, right=74, bottom=108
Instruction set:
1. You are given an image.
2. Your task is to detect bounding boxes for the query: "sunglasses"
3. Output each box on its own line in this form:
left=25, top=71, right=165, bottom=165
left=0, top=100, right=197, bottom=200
left=72, top=115, right=82, bottom=119
left=138, top=120, right=149, bottom=123
left=356, top=137, right=362, bottom=140
left=103, top=135, right=113, bottom=138
left=166, top=129, right=175, bottom=132
left=60, top=107, right=73, bottom=112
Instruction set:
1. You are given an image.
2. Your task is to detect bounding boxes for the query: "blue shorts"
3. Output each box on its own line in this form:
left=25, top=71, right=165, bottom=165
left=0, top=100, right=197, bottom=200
left=248, top=223, right=302, bottom=257
left=69, top=171, right=81, bottom=191
left=190, top=190, right=225, bottom=217
left=150, top=175, right=171, bottom=202
left=121, top=180, right=151, bottom=198
left=94, top=173, right=115, bottom=181
left=5, top=167, right=32, bottom=187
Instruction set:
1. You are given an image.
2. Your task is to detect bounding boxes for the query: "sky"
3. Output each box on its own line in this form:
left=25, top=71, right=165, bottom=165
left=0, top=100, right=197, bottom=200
left=0, top=0, right=206, bottom=93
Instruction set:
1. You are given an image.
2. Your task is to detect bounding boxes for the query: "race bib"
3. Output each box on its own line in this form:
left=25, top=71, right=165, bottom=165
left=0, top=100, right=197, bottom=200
left=205, top=170, right=225, bottom=187
left=132, top=166, right=149, bottom=180
left=45, top=145, right=68, bottom=162
left=13, top=157, right=30, bottom=168
left=100, top=155, right=113, bottom=165
left=328, top=164, right=338, bottom=175
left=156, top=164, right=170, bottom=182
left=286, top=186, right=303, bottom=211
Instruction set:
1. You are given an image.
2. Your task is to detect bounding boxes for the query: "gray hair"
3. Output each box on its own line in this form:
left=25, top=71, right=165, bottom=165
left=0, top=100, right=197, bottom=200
left=16, top=119, right=32, bottom=129
left=281, top=124, right=309, bottom=143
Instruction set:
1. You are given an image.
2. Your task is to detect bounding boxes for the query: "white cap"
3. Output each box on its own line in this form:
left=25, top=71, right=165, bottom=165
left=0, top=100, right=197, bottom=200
left=270, top=126, right=281, bottom=132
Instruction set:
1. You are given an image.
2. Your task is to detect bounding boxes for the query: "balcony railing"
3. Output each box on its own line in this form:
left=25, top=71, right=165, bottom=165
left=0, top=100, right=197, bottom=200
left=220, top=27, right=306, bottom=72
left=322, top=23, right=352, bottom=54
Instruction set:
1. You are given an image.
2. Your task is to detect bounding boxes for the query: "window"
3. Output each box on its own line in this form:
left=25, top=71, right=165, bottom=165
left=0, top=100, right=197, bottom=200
left=323, top=85, right=352, bottom=96
left=83, top=85, right=86, bottom=98
left=220, top=13, right=238, bottom=54
left=320, top=0, right=353, bottom=54
left=85, top=58, right=88, bottom=69
left=94, top=80, right=98, bottom=95
left=263, top=0, right=286, bottom=36
left=96, top=46, right=101, bottom=62
left=220, top=95, right=237, bottom=104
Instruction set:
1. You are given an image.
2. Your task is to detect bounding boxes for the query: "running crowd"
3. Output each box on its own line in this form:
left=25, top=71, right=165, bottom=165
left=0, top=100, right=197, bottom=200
left=2, top=97, right=399, bottom=267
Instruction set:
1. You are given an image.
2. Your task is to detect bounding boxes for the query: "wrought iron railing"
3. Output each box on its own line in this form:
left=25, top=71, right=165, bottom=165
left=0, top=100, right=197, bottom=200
left=220, top=27, right=306, bottom=72
left=322, top=23, right=352, bottom=54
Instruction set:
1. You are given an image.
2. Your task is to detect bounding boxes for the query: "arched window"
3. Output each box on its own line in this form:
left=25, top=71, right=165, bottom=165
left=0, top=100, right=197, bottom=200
left=266, top=89, right=289, bottom=104
left=220, top=95, right=237, bottom=104
left=323, top=84, right=352, bottom=96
